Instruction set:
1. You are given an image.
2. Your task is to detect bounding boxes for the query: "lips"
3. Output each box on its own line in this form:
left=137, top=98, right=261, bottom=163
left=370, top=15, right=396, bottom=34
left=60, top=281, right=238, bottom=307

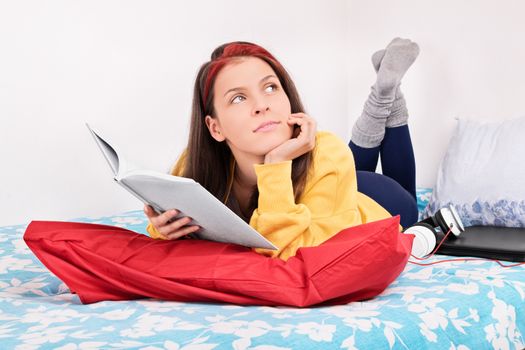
left=253, top=121, right=280, bottom=133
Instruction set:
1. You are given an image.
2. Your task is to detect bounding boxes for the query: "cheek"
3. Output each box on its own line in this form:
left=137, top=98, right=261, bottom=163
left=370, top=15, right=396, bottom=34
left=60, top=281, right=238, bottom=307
left=217, top=109, right=252, bottom=142
left=276, top=92, right=292, bottom=114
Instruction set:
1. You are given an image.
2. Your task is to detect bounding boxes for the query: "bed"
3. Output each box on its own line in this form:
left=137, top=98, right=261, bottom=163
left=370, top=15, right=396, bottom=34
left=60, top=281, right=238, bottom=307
left=1, top=188, right=524, bottom=349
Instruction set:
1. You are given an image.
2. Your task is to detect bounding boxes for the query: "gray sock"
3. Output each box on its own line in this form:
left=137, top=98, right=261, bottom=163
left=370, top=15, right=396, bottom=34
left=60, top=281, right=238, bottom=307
left=375, top=38, right=419, bottom=98
left=372, top=39, right=419, bottom=128
left=351, top=38, right=419, bottom=147
left=351, top=85, right=391, bottom=148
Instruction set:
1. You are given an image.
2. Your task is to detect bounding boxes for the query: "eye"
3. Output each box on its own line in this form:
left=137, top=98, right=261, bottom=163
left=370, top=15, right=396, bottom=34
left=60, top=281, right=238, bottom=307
left=231, top=95, right=245, bottom=104
left=230, top=84, right=279, bottom=104
left=265, top=83, right=278, bottom=93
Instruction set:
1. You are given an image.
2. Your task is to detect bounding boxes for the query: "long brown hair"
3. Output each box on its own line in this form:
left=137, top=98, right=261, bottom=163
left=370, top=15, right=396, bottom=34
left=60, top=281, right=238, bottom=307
left=176, top=41, right=314, bottom=221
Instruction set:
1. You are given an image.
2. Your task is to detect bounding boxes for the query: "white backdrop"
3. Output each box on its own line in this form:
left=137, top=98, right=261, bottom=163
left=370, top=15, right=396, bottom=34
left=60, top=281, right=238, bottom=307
left=346, top=0, right=525, bottom=193
left=1, top=0, right=524, bottom=226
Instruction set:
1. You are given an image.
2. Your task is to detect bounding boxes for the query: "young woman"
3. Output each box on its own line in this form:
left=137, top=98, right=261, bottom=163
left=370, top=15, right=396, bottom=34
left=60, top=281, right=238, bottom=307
left=24, top=39, right=417, bottom=305
left=144, top=39, right=420, bottom=260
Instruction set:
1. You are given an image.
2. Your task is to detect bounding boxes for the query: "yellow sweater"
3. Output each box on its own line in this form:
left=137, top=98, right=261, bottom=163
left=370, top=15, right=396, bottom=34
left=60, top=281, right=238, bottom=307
left=146, top=131, right=393, bottom=260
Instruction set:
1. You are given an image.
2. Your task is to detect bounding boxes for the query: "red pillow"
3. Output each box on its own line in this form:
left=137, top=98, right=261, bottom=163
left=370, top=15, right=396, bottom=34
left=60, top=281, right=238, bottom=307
left=24, top=215, right=413, bottom=307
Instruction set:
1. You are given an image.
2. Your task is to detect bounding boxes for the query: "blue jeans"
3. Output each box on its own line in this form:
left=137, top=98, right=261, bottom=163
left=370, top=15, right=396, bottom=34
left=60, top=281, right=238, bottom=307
left=349, top=125, right=418, bottom=228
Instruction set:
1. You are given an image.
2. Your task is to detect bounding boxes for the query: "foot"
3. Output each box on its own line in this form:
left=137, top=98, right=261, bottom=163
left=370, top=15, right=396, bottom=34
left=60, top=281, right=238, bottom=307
left=371, top=49, right=385, bottom=73
left=374, top=38, right=419, bottom=98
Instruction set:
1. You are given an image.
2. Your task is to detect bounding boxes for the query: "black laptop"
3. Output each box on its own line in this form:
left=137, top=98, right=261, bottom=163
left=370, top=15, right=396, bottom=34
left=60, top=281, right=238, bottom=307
left=436, top=225, right=525, bottom=262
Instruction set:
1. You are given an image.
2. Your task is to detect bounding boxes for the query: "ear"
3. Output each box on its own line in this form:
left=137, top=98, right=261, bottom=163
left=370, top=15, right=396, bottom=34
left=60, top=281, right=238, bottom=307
left=205, top=115, right=226, bottom=142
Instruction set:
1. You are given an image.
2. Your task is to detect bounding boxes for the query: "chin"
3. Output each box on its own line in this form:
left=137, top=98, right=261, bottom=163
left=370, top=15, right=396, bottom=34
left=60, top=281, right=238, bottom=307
left=253, top=129, right=293, bottom=155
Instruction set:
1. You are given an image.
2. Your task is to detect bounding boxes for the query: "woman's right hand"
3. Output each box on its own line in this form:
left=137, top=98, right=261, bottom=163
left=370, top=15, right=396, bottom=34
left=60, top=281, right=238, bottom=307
left=144, top=205, right=201, bottom=240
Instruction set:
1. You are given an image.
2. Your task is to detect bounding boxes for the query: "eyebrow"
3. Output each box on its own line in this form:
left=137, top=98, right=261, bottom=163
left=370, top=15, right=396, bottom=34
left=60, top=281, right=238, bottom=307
left=223, top=75, right=278, bottom=97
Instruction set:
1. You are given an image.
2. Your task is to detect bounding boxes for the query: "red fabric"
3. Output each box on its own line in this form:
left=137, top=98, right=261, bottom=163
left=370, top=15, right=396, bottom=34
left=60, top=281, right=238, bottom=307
left=23, top=215, right=413, bottom=307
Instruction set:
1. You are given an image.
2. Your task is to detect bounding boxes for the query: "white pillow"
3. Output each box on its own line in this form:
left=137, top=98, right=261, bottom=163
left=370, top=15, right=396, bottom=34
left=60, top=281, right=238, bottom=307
left=424, top=116, right=525, bottom=227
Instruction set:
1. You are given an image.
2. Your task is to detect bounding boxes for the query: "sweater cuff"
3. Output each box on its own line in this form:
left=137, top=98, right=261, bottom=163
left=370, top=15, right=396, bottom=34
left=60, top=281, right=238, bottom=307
left=254, top=160, right=295, bottom=213
left=146, top=222, right=167, bottom=240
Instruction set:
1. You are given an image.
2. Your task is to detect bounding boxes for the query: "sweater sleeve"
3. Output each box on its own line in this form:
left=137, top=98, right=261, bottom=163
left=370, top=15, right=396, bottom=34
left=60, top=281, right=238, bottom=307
left=250, top=132, right=364, bottom=260
left=146, top=222, right=165, bottom=239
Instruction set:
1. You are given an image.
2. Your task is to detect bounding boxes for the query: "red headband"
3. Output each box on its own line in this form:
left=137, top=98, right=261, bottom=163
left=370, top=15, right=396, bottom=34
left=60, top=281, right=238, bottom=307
left=202, top=43, right=279, bottom=108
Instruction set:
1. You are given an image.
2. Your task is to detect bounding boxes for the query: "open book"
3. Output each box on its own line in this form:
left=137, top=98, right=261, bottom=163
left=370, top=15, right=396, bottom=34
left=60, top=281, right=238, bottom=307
left=86, top=123, right=277, bottom=250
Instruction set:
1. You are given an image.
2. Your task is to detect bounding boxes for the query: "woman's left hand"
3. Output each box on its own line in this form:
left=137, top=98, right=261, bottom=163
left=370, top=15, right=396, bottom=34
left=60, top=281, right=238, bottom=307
left=264, top=113, right=317, bottom=164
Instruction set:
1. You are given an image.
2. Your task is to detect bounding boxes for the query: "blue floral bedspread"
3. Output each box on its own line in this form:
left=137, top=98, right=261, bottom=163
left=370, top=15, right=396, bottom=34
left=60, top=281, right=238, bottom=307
left=1, top=188, right=524, bottom=349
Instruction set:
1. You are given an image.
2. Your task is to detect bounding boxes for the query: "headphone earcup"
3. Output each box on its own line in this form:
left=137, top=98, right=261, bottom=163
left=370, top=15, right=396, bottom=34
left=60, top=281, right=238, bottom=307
left=436, top=207, right=463, bottom=238
left=448, top=204, right=465, bottom=233
left=403, top=223, right=437, bottom=258
left=434, top=209, right=451, bottom=235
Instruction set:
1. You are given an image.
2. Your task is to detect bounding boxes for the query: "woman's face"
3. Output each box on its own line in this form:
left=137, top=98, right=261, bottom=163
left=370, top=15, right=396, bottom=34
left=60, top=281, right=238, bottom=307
left=205, top=57, right=293, bottom=159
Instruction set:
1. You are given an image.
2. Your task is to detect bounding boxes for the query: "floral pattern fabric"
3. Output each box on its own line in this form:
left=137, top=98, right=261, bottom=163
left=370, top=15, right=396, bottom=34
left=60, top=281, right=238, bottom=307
left=1, top=188, right=524, bottom=349
left=423, top=198, right=525, bottom=228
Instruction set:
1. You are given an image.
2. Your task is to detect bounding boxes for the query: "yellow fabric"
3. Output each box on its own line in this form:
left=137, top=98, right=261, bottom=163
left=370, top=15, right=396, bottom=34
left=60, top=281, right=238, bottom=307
left=146, top=131, right=394, bottom=260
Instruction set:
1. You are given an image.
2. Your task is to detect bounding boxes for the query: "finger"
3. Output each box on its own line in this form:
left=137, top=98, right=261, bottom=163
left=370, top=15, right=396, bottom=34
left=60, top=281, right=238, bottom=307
left=305, top=118, right=317, bottom=141
left=144, top=205, right=154, bottom=217
left=287, top=116, right=307, bottom=127
left=291, top=114, right=316, bottom=127
left=291, top=118, right=316, bottom=147
left=289, top=114, right=315, bottom=126
left=288, top=121, right=306, bottom=140
left=166, top=225, right=201, bottom=240
left=172, top=224, right=200, bottom=238
left=290, top=112, right=307, bottom=118
left=153, top=209, right=180, bottom=227
left=160, top=216, right=193, bottom=236
left=144, top=205, right=162, bottom=221
left=288, top=114, right=305, bottom=123
left=288, top=120, right=304, bottom=139
left=288, top=115, right=305, bottom=121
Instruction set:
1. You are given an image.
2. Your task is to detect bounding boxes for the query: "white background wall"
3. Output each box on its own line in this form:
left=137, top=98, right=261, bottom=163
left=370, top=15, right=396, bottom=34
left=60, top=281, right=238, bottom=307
left=1, top=0, right=524, bottom=226
left=346, top=0, right=525, bottom=192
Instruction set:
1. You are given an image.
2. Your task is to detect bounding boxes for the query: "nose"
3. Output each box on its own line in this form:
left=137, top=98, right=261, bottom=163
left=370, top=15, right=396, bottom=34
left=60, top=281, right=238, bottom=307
left=254, top=106, right=270, bottom=115
left=252, top=96, right=270, bottom=116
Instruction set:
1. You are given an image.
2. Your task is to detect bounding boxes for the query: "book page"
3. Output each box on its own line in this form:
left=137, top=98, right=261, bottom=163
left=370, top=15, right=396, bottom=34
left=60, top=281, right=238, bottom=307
left=86, top=123, right=139, bottom=179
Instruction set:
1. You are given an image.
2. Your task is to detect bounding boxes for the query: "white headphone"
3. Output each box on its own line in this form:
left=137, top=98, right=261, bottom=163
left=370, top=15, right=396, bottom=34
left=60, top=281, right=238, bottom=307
left=403, top=205, right=465, bottom=258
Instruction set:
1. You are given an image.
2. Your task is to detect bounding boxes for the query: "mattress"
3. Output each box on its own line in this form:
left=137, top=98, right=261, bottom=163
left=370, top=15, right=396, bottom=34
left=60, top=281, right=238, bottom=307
left=1, top=188, right=524, bottom=349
